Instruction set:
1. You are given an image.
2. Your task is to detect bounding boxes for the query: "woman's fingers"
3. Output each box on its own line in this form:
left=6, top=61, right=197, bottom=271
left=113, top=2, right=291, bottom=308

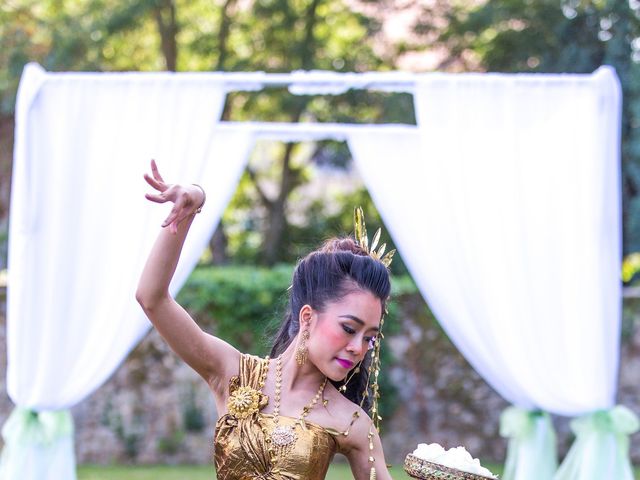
left=145, top=160, right=169, bottom=191
left=162, top=198, right=187, bottom=227
left=150, top=159, right=166, bottom=184
left=144, top=172, right=166, bottom=192
left=162, top=209, right=178, bottom=228
left=143, top=162, right=194, bottom=234
left=162, top=202, right=195, bottom=233
left=145, top=193, right=168, bottom=204
left=162, top=208, right=187, bottom=228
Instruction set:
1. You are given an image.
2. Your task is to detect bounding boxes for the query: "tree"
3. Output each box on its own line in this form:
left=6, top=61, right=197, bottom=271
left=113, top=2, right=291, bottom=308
left=199, top=0, right=407, bottom=265
left=0, top=0, right=414, bottom=267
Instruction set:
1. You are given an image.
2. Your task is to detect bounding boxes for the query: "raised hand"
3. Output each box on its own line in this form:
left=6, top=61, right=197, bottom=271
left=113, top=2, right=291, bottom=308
left=143, top=159, right=204, bottom=234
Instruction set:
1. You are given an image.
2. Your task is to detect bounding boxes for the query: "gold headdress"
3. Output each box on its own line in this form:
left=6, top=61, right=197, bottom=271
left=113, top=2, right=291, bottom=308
left=353, top=207, right=395, bottom=480
left=354, top=207, right=396, bottom=268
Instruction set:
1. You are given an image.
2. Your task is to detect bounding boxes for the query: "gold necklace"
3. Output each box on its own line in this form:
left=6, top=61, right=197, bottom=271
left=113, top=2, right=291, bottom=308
left=270, top=353, right=327, bottom=455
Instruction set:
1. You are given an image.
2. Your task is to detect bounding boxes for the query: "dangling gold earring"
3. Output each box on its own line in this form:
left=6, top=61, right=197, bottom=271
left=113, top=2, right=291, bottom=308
left=296, top=329, right=310, bottom=366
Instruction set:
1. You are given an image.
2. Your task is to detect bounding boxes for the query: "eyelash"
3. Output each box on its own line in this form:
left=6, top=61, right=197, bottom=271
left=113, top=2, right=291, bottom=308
left=342, top=324, right=376, bottom=347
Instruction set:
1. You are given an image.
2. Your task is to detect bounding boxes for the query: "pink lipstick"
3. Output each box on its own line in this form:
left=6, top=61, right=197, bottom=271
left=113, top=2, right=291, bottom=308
left=336, top=358, right=354, bottom=369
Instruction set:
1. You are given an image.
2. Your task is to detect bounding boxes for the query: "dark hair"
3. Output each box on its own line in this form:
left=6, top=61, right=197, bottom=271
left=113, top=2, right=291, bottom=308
left=270, top=237, right=391, bottom=413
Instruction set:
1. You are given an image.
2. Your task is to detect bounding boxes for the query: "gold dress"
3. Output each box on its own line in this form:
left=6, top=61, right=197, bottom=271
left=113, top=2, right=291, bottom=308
left=214, top=354, right=352, bottom=480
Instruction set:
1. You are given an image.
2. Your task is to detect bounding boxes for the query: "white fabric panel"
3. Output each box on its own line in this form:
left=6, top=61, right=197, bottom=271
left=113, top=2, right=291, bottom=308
left=0, top=409, right=76, bottom=480
left=286, top=70, right=415, bottom=94
left=7, top=64, right=252, bottom=410
left=47, top=69, right=416, bottom=93
left=212, top=121, right=418, bottom=143
left=349, top=67, right=622, bottom=416
left=0, top=435, right=75, bottom=480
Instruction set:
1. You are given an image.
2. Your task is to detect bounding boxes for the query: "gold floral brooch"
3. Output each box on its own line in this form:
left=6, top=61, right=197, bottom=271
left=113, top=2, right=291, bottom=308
left=227, top=385, right=261, bottom=419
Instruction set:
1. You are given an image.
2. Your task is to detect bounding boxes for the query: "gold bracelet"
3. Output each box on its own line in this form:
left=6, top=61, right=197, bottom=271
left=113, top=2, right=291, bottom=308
left=191, top=184, right=206, bottom=214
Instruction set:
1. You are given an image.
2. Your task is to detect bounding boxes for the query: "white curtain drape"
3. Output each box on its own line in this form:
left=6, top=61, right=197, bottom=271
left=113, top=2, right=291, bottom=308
left=2, top=63, right=254, bottom=480
left=410, top=68, right=622, bottom=415
left=4, top=64, right=636, bottom=480
left=348, top=67, right=636, bottom=480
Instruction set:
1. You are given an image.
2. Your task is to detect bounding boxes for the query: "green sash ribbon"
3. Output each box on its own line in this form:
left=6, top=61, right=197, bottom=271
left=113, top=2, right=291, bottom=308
left=570, top=406, right=639, bottom=440
left=0, top=407, right=75, bottom=480
left=500, top=406, right=557, bottom=480
left=1, top=407, right=73, bottom=447
left=555, top=406, right=639, bottom=480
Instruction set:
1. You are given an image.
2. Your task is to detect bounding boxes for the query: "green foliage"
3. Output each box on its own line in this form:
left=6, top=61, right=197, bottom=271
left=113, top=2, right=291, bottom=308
left=182, top=403, right=205, bottom=433
left=0, top=0, right=167, bottom=114
left=207, top=0, right=413, bottom=265
left=225, top=181, right=411, bottom=275
left=182, top=384, right=206, bottom=432
left=122, top=432, right=142, bottom=461
left=0, top=0, right=414, bottom=265
left=177, top=265, right=294, bottom=355
left=283, top=187, right=378, bottom=262
left=110, top=413, right=142, bottom=461
left=156, top=430, right=185, bottom=456
left=0, top=0, right=395, bottom=112
left=623, top=252, right=640, bottom=283
left=100, top=395, right=146, bottom=460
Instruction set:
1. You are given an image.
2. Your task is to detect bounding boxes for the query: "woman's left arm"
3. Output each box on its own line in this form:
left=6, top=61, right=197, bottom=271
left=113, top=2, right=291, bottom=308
left=344, top=416, right=393, bottom=480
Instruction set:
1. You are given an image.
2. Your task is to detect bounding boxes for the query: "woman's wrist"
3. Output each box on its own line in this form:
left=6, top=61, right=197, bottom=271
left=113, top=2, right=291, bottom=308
left=191, top=184, right=206, bottom=214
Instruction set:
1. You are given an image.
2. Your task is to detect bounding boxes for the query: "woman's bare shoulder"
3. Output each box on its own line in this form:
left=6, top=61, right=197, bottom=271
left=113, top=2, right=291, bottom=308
left=320, top=385, right=370, bottom=448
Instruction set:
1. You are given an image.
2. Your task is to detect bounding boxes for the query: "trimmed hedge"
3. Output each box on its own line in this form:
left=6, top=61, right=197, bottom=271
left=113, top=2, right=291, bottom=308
left=177, top=265, right=295, bottom=355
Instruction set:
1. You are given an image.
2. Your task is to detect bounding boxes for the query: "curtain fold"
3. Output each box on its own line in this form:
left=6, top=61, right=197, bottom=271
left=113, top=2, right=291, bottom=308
left=3, top=63, right=253, bottom=479
left=410, top=68, right=622, bottom=415
left=553, top=406, right=639, bottom=480
left=348, top=67, right=625, bottom=479
left=499, top=407, right=557, bottom=480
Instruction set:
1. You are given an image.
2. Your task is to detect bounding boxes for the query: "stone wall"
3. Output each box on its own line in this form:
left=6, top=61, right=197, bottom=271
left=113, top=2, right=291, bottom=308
left=0, top=288, right=638, bottom=466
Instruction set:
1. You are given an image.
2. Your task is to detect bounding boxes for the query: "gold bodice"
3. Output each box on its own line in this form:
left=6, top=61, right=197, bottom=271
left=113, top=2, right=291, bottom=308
left=214, top=354, right=348, bottom=480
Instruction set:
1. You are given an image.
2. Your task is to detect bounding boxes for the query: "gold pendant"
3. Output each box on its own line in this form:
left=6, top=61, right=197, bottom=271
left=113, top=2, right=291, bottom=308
left=271, top=424, right=297, bottom=447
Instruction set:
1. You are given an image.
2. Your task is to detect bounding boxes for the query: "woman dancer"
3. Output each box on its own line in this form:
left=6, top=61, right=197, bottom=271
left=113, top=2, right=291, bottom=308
left=136, top=160, right=394, bottom=479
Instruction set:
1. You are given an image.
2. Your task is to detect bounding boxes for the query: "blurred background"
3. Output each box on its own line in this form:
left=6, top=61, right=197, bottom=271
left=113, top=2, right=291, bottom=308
left=0, top=0, right=639, bottom=477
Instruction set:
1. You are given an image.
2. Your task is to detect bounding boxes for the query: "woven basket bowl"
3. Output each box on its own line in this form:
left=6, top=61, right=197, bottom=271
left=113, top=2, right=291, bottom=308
left=404, top=454, right=497, bottom=480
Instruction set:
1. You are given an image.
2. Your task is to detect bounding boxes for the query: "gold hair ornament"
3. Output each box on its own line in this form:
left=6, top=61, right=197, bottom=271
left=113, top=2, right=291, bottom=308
left=353, top=206, right=395, bottom=479
left=353, top=206, right=393, bottom=429
left=354, top=207, right=395, bottom=268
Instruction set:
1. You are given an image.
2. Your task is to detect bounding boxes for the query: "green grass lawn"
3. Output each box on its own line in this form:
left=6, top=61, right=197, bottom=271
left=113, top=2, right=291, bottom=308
left=78, top=462, right=503, bottom=479
left=77, top=462, right=640, bottom=479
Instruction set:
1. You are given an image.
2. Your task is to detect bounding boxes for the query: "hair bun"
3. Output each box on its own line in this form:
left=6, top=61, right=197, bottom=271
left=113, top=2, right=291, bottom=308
left=319, top=237, right=368, bottom=256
